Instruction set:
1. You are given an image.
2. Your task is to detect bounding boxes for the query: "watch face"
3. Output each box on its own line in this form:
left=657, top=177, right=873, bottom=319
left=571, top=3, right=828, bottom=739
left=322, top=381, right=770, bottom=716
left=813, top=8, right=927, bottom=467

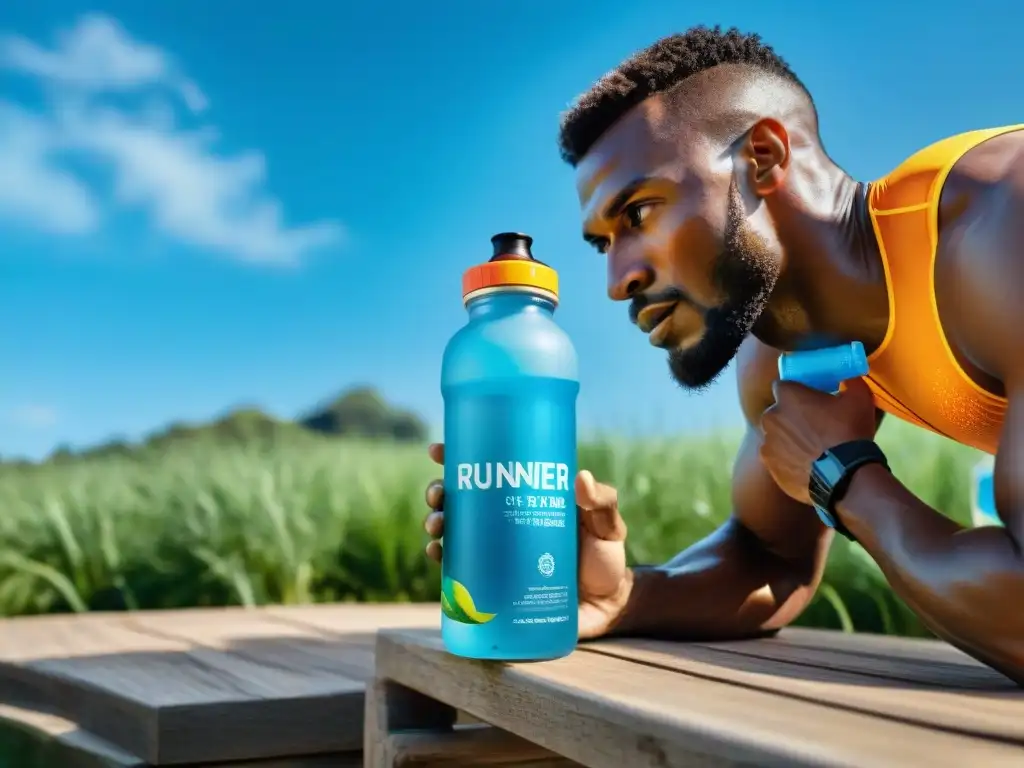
left=810, top=450, right=847, bottom=519
left=814, top=452, right=848, bottom=488
left=808, top=441, right=885, bottom=541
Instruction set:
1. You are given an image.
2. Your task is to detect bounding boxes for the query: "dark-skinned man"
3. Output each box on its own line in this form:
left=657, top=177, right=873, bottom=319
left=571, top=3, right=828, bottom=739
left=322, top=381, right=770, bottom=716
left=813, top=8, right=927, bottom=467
left=422, top=26, right=1024, bottom=685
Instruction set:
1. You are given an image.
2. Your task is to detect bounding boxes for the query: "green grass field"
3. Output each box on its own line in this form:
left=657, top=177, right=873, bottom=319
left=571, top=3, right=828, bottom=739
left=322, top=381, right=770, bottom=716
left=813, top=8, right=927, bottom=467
left=0, top=419, right=983, bottom=636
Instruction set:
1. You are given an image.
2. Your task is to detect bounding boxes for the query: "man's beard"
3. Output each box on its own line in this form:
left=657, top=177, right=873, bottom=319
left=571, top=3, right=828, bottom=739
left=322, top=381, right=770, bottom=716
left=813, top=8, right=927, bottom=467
left=668, top=181, right=780, bottom=392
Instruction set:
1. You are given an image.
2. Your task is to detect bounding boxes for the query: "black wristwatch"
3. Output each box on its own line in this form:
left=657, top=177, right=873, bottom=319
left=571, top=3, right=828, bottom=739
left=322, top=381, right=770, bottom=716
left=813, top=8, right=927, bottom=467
left=809, top=439, right=890, bottom=540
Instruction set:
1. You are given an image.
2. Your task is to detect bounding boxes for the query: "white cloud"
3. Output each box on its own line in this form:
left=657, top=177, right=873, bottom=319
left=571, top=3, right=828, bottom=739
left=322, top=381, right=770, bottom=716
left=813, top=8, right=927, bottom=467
left=6, top=405, right=59, bottom=429
left=0, top=15, right=342, bottom=264
left=0, top=103, right=99, bottom=234
left=1, top=14, right=207, bottom=111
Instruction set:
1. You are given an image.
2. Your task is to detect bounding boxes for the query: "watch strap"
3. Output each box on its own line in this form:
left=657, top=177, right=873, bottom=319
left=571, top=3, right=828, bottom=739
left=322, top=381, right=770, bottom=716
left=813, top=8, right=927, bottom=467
left=809, top=439, right=890, bottom=540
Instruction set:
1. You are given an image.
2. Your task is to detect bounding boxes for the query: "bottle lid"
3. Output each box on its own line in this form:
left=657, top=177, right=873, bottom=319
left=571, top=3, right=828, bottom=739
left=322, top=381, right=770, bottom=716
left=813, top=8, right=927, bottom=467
left=462, top=233, right=559, bottom=303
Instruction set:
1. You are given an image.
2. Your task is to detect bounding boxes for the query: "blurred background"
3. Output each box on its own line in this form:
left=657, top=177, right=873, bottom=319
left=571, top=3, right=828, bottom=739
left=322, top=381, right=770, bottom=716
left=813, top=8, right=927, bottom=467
left=1, top=0, right=1019, bottom=636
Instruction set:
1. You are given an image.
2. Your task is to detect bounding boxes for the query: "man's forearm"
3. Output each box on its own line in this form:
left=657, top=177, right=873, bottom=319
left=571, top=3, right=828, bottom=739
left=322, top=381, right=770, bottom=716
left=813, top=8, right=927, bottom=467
left=837, top=464, right=1024, bottom=684
left=604, top=517, right=824, bottom=641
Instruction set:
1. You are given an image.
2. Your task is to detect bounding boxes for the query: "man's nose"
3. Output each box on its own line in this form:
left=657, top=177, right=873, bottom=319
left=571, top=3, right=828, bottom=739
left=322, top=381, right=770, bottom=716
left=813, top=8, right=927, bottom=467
left=608, top=260, right=655, bottom=301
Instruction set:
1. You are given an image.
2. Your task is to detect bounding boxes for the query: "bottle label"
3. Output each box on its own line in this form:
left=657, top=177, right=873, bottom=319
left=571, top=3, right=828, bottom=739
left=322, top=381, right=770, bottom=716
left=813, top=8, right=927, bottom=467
left=442, top=379, right=578, bottom=629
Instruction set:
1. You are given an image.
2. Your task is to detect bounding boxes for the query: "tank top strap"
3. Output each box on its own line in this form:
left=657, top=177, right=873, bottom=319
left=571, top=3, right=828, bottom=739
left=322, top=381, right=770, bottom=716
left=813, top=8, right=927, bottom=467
left=860, top=125, right=1023, bottom=454
left=868, top=124, right=1024, bottom=215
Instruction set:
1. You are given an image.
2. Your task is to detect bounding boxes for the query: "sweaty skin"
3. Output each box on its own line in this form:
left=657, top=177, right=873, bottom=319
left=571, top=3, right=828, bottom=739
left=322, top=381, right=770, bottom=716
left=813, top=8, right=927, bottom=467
left=425, top=66, right=1024, bottom=685
left=570, top=79, right=1024, bottom=684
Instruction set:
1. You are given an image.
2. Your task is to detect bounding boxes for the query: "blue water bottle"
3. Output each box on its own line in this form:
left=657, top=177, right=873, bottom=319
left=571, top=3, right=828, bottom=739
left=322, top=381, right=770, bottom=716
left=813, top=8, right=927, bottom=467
left=778, top=341, right=869, bottom=394
left=440, top=232, right=579, bottom=661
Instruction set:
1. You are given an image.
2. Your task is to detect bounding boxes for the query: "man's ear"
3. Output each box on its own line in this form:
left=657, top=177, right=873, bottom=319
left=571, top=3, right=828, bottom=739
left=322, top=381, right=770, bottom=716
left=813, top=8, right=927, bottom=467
left=740, top=118, right=790, bottom=197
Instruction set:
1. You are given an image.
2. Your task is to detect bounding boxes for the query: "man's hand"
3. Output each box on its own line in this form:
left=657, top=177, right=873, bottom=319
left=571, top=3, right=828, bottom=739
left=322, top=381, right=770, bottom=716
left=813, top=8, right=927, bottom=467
left=759, top=376, right=878, bottom=504
left=574, top=469, right=634, bottom=639
left=422, top=443, right=633, bottom=640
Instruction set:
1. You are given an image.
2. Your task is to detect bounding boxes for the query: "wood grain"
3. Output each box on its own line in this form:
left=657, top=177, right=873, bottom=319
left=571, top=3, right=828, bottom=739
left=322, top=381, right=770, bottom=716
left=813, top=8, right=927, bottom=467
left=0, top=605, right=439, bottom=765
left=3, top=604, right=1020, bottom=767
left=582, top=639, right=1023, bottom=743
left=265, top=603, right=440, bottom=636
left=768, top=627, right=990, bottom=668
left=0, top=702, right=363, bottom=768
left=386, top=725, right=581, bottom=767
left=123, top=607, right=378, bottom=685
left=689, top=628, right=1012, bottom=689
left=195, top=754, right=362, bottom=767
left=364, top=674, right=577, bottom=768
left=0, top=703, right=143, bottom=768
left=376, top=628, right=1024, bottom=768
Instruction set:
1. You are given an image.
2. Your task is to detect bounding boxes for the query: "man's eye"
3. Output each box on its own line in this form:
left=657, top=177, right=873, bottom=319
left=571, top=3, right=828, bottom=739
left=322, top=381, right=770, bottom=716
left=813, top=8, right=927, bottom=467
left=624, top=202, right=654, bottom=228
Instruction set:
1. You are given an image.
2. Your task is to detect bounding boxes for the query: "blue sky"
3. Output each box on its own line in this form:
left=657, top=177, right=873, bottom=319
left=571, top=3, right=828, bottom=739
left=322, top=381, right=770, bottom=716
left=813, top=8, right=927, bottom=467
left=2, top=0, right=1023, bottom=460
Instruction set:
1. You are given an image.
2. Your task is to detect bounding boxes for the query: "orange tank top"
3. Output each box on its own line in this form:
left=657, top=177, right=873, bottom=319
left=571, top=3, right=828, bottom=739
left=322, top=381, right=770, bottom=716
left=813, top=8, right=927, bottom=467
left=864, top=124, right=1024, bottom=455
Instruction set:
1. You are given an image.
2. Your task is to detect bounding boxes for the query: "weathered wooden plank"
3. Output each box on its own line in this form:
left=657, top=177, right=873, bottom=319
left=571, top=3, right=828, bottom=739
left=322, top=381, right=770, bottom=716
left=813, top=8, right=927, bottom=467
left=0, top=702, right=363, bottom=768
left=0, top=612, right=210, bottom=762
left=266, top=604, right=439, bottom=635
left=0, top=607, right=446, bottom=765
left=376, top=628, right=1024, bottom=767
left=385, top=727, right=582, bottom=767
left=0, top=703, right=143, bottom=768
left=691, top=628, right=1013, bottom=689
left=364, top=675, right=576, bottom=768
left=123, top=607, right=378, bottom=685
left=196, top=754, right=362, bottom=767
left=263, top=603, right=443, bottom=683
left=773, top=627, right=988, bottom=668
left=582, top=639, right=1024, bottom=744
left=265, top=603, right=439, bottom=630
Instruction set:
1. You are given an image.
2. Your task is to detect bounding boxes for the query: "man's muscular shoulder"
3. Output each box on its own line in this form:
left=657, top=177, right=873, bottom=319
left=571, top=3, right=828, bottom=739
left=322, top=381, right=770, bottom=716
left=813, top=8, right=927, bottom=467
left=936, top=130, right=1024, bottom=390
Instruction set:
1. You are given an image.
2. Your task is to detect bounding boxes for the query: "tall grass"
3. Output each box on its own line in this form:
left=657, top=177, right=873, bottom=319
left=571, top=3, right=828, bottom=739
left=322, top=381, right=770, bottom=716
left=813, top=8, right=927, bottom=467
left=0, top=419, right=983, bottom=636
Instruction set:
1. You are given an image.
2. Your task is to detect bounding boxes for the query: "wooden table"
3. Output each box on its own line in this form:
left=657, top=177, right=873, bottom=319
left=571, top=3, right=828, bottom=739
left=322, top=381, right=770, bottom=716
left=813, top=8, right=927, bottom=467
left=369, top=626, right=1024, bottom=767
left=2, top=604, right=1021, bottom=767
left=0, top=603, right=442, bottom=767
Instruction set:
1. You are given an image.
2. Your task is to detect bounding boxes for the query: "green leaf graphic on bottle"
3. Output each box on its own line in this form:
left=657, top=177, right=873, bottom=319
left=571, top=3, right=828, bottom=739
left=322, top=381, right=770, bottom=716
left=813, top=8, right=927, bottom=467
left=440, top=577, right=496, bottom=624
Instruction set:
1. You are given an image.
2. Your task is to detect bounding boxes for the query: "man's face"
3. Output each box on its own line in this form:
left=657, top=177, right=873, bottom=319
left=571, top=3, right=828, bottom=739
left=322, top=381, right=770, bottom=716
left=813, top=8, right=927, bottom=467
left=575, top=98, right=782, bottom=391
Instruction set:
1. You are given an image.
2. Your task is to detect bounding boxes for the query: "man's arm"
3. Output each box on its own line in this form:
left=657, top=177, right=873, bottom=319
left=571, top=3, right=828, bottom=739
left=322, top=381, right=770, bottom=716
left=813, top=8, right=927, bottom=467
left=610, top=338, right=869, bottom=640
left=833, top=172, right=1024, bottom=685
left=837, top=412, right=1024, bottom=682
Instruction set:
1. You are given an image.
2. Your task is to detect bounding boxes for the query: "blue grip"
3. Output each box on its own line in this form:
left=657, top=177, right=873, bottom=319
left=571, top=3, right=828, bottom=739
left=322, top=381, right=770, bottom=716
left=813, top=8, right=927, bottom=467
left=778, top=341, right=869, bottom=394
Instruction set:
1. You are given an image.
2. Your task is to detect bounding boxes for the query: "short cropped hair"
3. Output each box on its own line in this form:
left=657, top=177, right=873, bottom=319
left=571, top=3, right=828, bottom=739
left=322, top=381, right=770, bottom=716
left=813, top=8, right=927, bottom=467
left=558, top=26, right=814, bottom=166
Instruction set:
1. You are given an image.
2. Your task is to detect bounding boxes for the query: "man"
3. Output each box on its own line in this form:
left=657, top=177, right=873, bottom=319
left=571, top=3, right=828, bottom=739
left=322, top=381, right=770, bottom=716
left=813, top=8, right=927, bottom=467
left=423, top=26, right=1024, bottom=684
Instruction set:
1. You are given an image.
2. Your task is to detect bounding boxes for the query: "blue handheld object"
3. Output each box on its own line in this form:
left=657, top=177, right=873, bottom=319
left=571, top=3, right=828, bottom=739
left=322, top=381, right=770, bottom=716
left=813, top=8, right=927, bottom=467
left=440, top=233, right=579, bottom=661
left=778, top=341, right=869, bottom=394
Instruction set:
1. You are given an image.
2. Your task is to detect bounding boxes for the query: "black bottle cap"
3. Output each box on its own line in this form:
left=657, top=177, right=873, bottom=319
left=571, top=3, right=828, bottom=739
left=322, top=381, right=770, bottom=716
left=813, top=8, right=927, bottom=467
left=490, top=232, right=534, bottom=262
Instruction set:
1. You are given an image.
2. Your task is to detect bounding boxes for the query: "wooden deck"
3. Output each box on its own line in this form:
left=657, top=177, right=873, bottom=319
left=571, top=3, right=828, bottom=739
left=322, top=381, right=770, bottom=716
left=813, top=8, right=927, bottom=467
left=0, top=603, right=439, bottom=767
left=0, top=604, right=1020, bottom=767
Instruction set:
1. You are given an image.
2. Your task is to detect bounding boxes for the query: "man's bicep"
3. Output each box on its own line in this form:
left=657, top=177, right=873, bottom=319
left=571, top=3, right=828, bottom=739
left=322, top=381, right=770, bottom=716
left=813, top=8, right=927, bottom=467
left=731, top=425, right=831, bottom=566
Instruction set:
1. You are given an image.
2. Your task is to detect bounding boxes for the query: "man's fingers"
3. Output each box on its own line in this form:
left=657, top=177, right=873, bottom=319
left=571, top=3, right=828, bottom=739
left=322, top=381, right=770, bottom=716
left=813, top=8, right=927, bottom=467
left=424, top=449, right=444, bottom=565
left=576, top=470, right=616, bottom=509
left=424, top=510, right=444, bottom=538
left=428, top=443, right=444, bottom=465
left=425, top=540, right=443, bottom=563
left=425, top=479, right=444, bottom=511
left=576, top=470, right=627, bottom=542
left=581, top=506, right=628, bottom=541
